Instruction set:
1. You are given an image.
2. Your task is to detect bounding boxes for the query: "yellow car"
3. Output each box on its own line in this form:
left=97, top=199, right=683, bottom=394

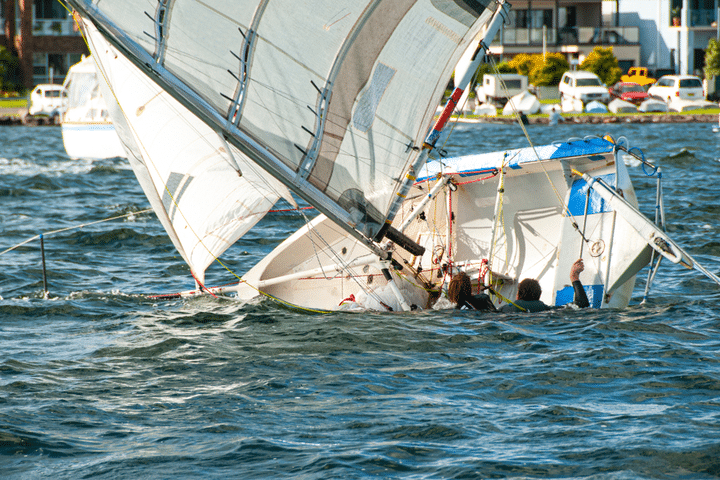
left=620, top=67, right=656, bottom=88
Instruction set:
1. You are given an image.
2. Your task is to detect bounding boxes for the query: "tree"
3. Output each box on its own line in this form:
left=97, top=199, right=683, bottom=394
left=4, top=0, right=16, bottom=55
left=579, top=47, right=622, bottom=86
left=705, top=38, right=720, bottom=79
left=494, top=61, right=516, bottom=74
left=508, top=54, right=539, bottom=77
left=530, top=53, right=569, bottom=86
left=0, top=45, right=20, bottom=91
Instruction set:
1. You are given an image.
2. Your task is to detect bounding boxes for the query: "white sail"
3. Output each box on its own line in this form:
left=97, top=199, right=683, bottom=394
left=67, top=0, right=497, bottom=249
left=84, top=22, right=294, bottom=284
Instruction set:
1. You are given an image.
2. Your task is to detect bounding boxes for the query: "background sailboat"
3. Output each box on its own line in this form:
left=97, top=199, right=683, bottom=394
left=61, top=55, right=127, bottom=160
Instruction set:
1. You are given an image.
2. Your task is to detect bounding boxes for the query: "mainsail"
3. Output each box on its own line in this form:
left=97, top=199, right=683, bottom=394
left=66, top=0, right=501, bottom=258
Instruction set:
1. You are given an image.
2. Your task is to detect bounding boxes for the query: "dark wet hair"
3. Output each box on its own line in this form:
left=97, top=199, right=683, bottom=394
left=517, top=278, right=542, bottom=301
left=448, top=272, right=472, bottom=305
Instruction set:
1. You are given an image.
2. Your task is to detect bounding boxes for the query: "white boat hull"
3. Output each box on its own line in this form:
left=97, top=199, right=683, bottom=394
left=502, top=91, right=540, bottom=115
left=61, top=121, right=127, bottom=160
left=608, top=98, right=637, bottom=114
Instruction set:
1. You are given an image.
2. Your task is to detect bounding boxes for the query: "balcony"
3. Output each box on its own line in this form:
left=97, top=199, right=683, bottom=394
left=495, top=26, right=639, bottom=46
left=690, top=9, right=717, bottom=27
left=32, top=19, right=79, bottom=36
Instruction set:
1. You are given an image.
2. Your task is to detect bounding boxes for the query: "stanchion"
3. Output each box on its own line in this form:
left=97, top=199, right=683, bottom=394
left=40, top=234, right=48, bottom=299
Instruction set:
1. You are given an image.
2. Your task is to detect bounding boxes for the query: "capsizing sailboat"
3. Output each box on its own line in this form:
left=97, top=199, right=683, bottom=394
left=66, top=0, right=719, bottom=311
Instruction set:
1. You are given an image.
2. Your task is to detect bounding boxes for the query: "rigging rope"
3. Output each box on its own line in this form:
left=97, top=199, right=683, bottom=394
left=0, top=209, right=154, bottom=257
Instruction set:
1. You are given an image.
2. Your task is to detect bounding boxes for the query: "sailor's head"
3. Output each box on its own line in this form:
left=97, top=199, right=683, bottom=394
left=517, top=278, right=542, bottom=301
left=448, top=272, right=471, bottom=304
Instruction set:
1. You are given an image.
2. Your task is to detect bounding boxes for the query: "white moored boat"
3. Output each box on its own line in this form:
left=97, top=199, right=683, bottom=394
left=61, top=56, right=126, bottom=160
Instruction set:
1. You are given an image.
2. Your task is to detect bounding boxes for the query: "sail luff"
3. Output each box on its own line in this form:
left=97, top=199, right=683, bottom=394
left=67, top=0, right=387, bottom=257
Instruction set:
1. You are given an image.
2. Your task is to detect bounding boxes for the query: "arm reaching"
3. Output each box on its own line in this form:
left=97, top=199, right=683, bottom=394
left=570, top=259, right=590, bottom=308
left=570, top=259, right=584, bottom=283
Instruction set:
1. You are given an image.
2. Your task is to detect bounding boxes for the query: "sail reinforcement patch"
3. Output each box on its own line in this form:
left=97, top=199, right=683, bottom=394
left=353, top=63, right=395, bottom=133
left=162, top=172, right=194, bottom=221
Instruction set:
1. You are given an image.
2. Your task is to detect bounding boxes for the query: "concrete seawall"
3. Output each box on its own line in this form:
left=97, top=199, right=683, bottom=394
left=0, top=108, right=59, bottom=126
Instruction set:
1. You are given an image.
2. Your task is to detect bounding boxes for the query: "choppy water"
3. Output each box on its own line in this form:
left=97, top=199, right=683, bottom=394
left=2, top=122, right=720, bottom=479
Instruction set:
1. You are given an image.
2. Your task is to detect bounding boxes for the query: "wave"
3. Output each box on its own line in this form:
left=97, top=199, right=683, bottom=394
left=664, top=147, right=697, bottom=161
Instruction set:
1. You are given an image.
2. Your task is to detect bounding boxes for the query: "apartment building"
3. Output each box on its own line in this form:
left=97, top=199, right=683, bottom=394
left=489, top=0, right=641, bottom=71
left=1, top=0, right=88, bottom=89
left=618, top=0, right=719, bottom=76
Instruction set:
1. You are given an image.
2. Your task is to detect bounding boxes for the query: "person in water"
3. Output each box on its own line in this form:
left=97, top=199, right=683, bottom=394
left=499, top=259, right=589, bottom=312
left=447, top=271, right=496, bottom=311
left=448, top=259, right=589, bottom=312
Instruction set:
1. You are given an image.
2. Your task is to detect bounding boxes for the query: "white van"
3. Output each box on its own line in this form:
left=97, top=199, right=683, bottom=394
left=28, top=84, right=68, bottom=117
left=476, top=74, right=528, bottom=105
left=559, top=71, right=610, bottom=104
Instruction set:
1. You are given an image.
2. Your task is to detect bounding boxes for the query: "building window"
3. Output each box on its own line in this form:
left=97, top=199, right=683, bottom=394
left=531, top=10, right=553, bottom=28
left=510, top=9, right=529, bottom=28
left=558, top=7, right=577, bottom=29
left=670, top=0, right=682, bottom=26
left=35, top=0, right=67, bottom=20
left=509, top=9, right=553, bottom=29
left=32, top=53, right=80, bottom=85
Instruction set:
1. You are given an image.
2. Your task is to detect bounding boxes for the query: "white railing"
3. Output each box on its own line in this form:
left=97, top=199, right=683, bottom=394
left=496, top=26, right=639, bottom=46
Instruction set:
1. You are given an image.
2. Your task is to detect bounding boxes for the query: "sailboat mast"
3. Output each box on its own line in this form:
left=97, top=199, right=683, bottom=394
left=377, top=0, right=509, bottom=242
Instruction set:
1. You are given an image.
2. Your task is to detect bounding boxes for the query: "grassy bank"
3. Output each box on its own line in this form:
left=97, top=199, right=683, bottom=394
left=0, top=97, right=28, bottom=109
left=454, top=106, right=720, bottom=124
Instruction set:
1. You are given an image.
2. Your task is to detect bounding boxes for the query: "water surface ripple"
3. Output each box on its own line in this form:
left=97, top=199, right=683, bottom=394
left=1, top=123, right=720, bottom=479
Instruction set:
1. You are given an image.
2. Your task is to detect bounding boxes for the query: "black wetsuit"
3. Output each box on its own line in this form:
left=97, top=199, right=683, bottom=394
left=498, top=280, right=590, bottom=313
left=456, top=292, right=497, bottom=312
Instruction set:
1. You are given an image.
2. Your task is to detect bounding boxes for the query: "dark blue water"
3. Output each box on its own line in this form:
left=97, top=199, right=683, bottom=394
left=2, top=123, right=720, bottom=479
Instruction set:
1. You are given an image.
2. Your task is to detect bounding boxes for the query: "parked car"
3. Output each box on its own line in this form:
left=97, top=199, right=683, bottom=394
left=620, top=67, right=656, bottom=87
left=559, top=71, right=610, bottom=104
left=647, top=75, right=705, bottom=103
left=609, top=82, right=649, bottom=105
left=28, top=84, right=68, bottom=117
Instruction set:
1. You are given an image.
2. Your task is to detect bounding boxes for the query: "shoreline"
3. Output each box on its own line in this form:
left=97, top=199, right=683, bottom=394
left=2, top=109, right=719, bottom=127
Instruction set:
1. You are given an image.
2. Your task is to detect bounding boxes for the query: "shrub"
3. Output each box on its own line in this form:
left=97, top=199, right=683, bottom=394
left=508, top=54, right=539, bottom=77
left=579, top=46, right=622, bottom=85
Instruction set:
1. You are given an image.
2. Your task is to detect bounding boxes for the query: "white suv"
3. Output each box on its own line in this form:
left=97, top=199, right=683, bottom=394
left=648, top=75, right=705, bottom=103
left=559, top=71, right=610, bottom=104
left=28, top=84, right=68, bottom=117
